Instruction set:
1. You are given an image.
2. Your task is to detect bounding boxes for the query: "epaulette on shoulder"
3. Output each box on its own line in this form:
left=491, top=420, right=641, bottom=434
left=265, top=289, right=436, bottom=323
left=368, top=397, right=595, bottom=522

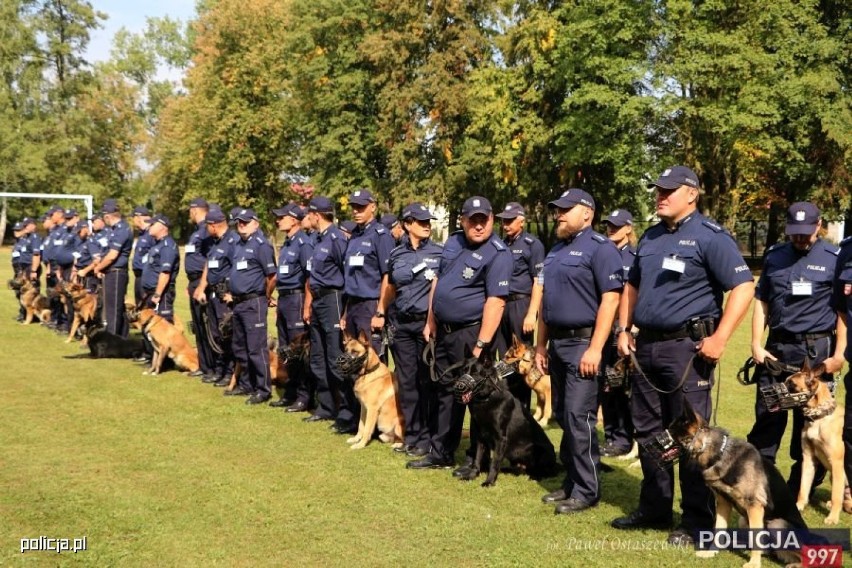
left=840, top=235, right=852, bottom=247
left=766, top=242, right=782, bottom=253
left=591, top=233, right=606, bottom=243
left=330, top=232, right=338, bottom=240
left=523, top=236, right=534, bottom=245
left=825, top=242, right=840, bottom=256
left=375, top=225, right=386, bottom=234
left=297, top=236, right=304, bottom=245
left=491, top=238, right=506, bottom=251
left=702, top=220, right=724, bottom=233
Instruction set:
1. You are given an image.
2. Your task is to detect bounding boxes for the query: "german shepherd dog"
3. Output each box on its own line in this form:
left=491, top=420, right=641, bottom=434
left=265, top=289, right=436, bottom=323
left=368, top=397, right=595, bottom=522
left=19, top=279, right=52, bottom=324
left=785, top=362, right=852, bottom=525
left=337, top=330, right=405, bottom=450
left=668, top=401, right=807, bottom=568
left=131, top=308, right=200, bottom=374
left=443, top=347, right=558, bottom=486
left=226, top=333, right=310, bottom=391
left=61, top=281, right=98, bottom=344
left=501, top=335, right=552, bottom=426
left=85, top=325, right=145, bottom=359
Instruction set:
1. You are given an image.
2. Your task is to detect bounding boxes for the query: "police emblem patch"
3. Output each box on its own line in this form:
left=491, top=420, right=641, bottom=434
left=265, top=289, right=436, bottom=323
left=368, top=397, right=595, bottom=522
left=424, top=268, right=435, bottom=281
left=462, top=266, right=475, bottom=280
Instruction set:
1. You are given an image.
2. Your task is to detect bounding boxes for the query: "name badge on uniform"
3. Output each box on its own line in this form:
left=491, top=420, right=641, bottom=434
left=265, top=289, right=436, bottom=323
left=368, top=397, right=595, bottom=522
left=412, top=262, right=426, bottom=274
left=185, top=244, right=196, bottom=253
left=142, top=254, right=149, bottom=264
left=279, top=265, right=290, bottom=274
left=208, top=259, right=220, bottom=269
left=662, top=256, right=685, bottom=274
left=98, top=238, right=108, bottom=247
left=72, top=252, right=81, bottom=259
left=349, top=255, right=365, bottom=267
left=53, top=239, right=63, bottom=246
left=12, top=251, right=20, bottom=258
left=236, top=260, right=248, bottom=270
left=306, top=260, right=312, bottom=272
left=792, top=281, right=813, bottom=296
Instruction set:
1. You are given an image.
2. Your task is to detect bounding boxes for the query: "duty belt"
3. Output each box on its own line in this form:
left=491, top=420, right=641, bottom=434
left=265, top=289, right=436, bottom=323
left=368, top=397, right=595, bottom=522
left=397, top=311, right=427, bottom=323
left=232, top=292, right=263, bottom=304
left=638, top=317, right=716, bottom=343
left=506, top=293, right=530, bottom=302
left=311, top=287, right=341, bottom=298
left=277, top=288, right=304, bottom=296
left=440, top=320, right=480, bottom=334
left=549, top=326, right=593, bottom=340
left=186, top=272, right=202, bottom=282
left=768, top=329, right=834, bottom=344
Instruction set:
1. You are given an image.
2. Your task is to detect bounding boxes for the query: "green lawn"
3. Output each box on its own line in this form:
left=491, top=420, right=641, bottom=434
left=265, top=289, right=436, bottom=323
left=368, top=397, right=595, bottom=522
left=1, top=247, right=849, bottom=567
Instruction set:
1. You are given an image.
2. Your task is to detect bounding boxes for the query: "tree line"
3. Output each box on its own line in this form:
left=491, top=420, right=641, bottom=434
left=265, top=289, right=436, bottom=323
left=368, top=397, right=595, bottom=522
left=0, top=0, right=849, bottom=244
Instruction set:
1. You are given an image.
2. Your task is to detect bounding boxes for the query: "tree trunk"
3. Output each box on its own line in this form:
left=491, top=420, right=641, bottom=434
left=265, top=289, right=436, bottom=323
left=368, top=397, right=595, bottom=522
left=0, top=197, right=7, bottom=246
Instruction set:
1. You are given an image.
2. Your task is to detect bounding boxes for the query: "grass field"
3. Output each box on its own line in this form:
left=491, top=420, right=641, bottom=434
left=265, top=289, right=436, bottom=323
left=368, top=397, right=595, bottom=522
left=1, top=247, right=850, bottom=567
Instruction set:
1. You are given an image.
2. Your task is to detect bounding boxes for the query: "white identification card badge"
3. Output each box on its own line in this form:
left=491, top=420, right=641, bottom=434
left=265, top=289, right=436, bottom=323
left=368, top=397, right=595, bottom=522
left=208, top=259, right=220, bottom=269
left=306, top=260, right=312, bottom=272
left=349, top=255, right=365, bottom=267
left=185, top=244, right=196, bottom=253
left=12, top=251, right=20, bottom=258
left=279, top=265, right=290, bottom=274
left=236, top=260, right=248, bottom=270
left=412, top=262, right=426, bottom=274
left=54, top=239, right=63, bottom=246
left=72, top=252, right=81, bottom=259
left=792, top=281, right=813, bottom=296
left=98, top=238, right=108, bottom=247
left=142, top=254, right=149, bottom=264
left=662, top=256, right=686, bottom=274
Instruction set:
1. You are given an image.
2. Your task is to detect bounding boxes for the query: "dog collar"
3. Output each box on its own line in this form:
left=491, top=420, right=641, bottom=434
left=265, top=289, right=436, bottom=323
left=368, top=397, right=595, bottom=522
left=803, top=400, right=836, bottom=421
left=719, top=435, right=728, bottom=455
left=364, top=361, right=381, bottom=374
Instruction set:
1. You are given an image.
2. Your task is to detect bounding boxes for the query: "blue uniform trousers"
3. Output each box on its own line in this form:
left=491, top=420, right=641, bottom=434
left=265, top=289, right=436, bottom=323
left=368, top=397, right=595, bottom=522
left=389, top=314, right=431, bottom=451
left=549, top=337, right=601, bottom=504
left=205, top=291, right=234, bottom=380
left=133, top=269, right=144, bottom=305
left=276, top=291, right=310, bottom=404
left=600, top=339, right=634, bottom=451
left=630, top=337, right=715, bottom=529
left=188, top=278, right=215, bottom=375
left=231, top=296, right=271, bottom=398
left=309, top=290, right=355, bottom=424
left=345, top=297, right=383, bottom=358
left=493, top=296, right=533, bottom=409
left=746, top=335, right=832, bottom=492
left=103, top=268, right=129, bottom=337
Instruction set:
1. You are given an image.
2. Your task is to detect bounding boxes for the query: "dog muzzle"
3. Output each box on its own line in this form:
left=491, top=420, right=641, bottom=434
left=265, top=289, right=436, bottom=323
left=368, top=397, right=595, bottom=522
left=603, top=365, right=627, bottom=391
left=453, top=373, right=482, bottom=405
left=494, top=360, right=516, bottom=380
left=641, top=430, right=681, bottom=469
left=278, top=345, right=295, bottom=364
left=335, top=352, right=367, bottom=379
left=759, top=383, right=811, bottom=412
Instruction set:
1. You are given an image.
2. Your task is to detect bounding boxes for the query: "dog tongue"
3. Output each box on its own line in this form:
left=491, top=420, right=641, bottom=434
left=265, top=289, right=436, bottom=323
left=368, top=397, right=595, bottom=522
left=462, top=392, right=472, bottom=404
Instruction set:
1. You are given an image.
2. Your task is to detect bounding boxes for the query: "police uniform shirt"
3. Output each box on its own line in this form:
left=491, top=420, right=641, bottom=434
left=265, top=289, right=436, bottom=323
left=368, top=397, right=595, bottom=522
left=832, top=237, right=852, bottom=361
left=343, top=220, right=395, bottom=299
left=307, top=225, right=347, bottom=290
left=55, top=226, right=80, bottom=267
left=277, top=229, right=314, bottom=290
left=141, top=235, right=180, bottom=290
left=92, top=228, right=110, bottom=256
left=629, top=212, right=752, bottom=331
left=184, top=222, right=211, bottom=278
left=388, top=238, right=443, bottom=316
left=74, top=235, right=93, bottom=269
left=24, top=233, right=41, bottom=265
left=132, top=228, right=154, bottom=272
left=619, top=244, right=636, bottom=281
left=756, top=239, right=838, bottom=334
left=228, top=231, right=276, bottom=295
left=206, top=230, right=237, bottom=285
left=432, top=231, right=512, bottom=325
left=541, top=229, right=623, bottom=329
left=44, top=225, right=65, bottom=267
left=108, top=220, right=133, bottom=269
left=505, top=230, right=545, bottom=295
left=11, top=235, right=25, bottom=266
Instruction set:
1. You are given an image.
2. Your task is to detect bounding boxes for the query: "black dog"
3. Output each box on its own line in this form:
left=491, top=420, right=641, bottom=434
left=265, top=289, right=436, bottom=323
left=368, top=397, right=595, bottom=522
left=85, top=325, right=145, bottom=359
left=443, top=347, right=558, bottom=487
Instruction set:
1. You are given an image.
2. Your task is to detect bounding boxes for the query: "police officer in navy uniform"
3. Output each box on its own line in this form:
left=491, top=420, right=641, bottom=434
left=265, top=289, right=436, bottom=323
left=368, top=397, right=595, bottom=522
left=70, top=220, right=92, bottom=286
left=377, top=202, right=442, bottom=458
left=493, top=201, right=545, bottom=408
left=42, top=206, right=65, bottom=327
left=11, top=221, right=26, bottom=320
left=185, top=198, right=215, bottom=379
left=193, top=206, right=237, bottom=386
left=747, top=202, right=845, bottom=493
left=91, top=199, right=133, bottom=337
left=54, top=208, right=82, bottom=332
left=140, top=214, right=180, bottom=324
left=612, top=166, right=754, bottom=545
left=380, top=213, right=405, bottom=246
left=22, top=217, right=42, bottom=286
left=77, top=216, right=108, bottom=296
left=408, top=196, right=512, bottom=472
left=269, top=202, right=314, bottom=411
left=130, top=206, right=154, bottom=305
left=599, top=209, right=637, bottom=458
left=534, top=189, right=623, bottom=514
left=225, top=208, right=277, bottom=404
left=831, top=232, right=852, bottom=494
left=302, top=196, right=354, bottom=430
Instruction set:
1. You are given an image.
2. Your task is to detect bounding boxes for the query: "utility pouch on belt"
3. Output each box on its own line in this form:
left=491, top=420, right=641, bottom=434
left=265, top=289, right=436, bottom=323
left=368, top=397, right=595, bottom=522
left=687, top=317, right=715, bottom=342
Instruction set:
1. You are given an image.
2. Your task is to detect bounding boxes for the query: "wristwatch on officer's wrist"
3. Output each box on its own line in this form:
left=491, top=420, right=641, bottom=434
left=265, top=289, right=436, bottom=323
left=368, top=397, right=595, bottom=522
left=614, top=326, right=627, bottom=335
left=375, top=311, right=385, bottom=318
left=475, top=339, right=487, bottom=349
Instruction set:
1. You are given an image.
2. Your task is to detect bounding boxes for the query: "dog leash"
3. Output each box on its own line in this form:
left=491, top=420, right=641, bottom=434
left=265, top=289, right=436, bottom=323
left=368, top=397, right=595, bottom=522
left=422, top=338, right=437, bottom=383
left=629, top=351, right=695, bottom=395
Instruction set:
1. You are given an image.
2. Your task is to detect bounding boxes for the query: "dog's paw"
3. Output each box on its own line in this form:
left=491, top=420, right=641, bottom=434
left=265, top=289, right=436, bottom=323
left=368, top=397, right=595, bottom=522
left=350, top=442, right=367, bottom=450
left=345, top=436, right=360, bottom=444
left=695, top=551, right=717, bottom=559
left=378, top=433, right=392, bottom=443
left=481, top=480, right=495, bottom=488
left=742, top=559, right=761, bottom=568
left=824, top=513, right=840, bottom=525
left=795, top=501, right=807, bottom=512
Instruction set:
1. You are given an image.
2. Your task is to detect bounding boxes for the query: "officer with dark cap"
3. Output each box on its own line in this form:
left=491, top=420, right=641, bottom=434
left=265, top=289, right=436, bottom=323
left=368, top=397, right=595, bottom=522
left=71, top=220, right=96, bottom=290
left=535, top=190, right=623, bottom=515
left=380, top=213, right=405, bottom=245
left=50, top=208, right=81, bottom=331
left=11, top=221, right=26, bottom=320
left=140, top=214, right=180, bottom=322
left=747, top=201, right=845, bottom=494
left=185, top=197, right=215, bottom=379
left=269, top=202, right=314, bottom=410
left=342, top=188, right=395, bottom=357
left=831, top=228, right=852, bottom=497
left=77, top=216, right=108, bottom=294
left=493, top=201, right=545, bottom=408
left=599, top=208, right=637, bottom=458
left=225, top=208, right=277, bottom=404
left=42, top=206, right=65, bottom=327
left=90, top=199, right=133, bottom=337
left=338, top=219, right=356, bottom=239
left=377, top=202, right=442, bottom=457
left=130, top=205, right=154, bottom=306
left=408, top=196, right=512, bottom=472
left=21, top=217, right=42, bottom=286
left=302, top=196, right=352, bottom=429
left=193, top=206, right=237, bottom=386
left=612, top=166, right=754, bottom=545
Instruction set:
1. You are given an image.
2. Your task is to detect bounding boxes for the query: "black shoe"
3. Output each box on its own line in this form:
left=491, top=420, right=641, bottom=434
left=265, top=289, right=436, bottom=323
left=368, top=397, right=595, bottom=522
left=302, top=414, right=330, bottom=423
left=188, top=369, right=204, bottom=377
left=133, top=356, right=151, bottom=365
left=201, top=374, right=219, bottom=383
left=406, top=454, right=454, bottom=469
left=667, top=528, right=694, bottom=547
left=600, top=462, right=615, bottom=473
left=541, top=489, right=568, bottom=504
left=246, top=394, right=271, bottom=405
left=611, top=510, right=672, bottom=530
left=601, top=443, right=631, bottom=458
left=330, top=422, right=357, bottom=435
left=555, top=498, right=597, bottom=514
left=453, top=456, right=488, bottom=479
left=394, top=445, right=413, bottom=454
left=285, top=401, right=308, bottom=413
left=406, top=447, right=428, bottom=458
left=224, top=387, right=251, bottom=397
left=269, top=398, right=290, bottom=408
left=213, top=377, right=231, bottom=387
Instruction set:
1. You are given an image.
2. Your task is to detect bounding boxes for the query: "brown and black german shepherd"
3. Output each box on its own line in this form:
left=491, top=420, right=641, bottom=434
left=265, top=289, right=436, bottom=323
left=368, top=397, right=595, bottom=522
left=19, top=279, right=52, bottom=324
left=61, top=281, right=98, bottom=344
left=501, top=335, right=552, bottom=426
left=785, top=362, right=852, bottom=525
left=226, top=333, right=310, bottom=391
left=668, top=401, right=807, bottom=568
left=131, top=308, right=200, bottom=375
left=338, top=330, right=404, bottom=450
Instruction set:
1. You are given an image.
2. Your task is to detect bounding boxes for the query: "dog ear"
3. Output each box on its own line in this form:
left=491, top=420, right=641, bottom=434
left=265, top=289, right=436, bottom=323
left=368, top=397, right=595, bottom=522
left=512, top=334, right=522, bottom=350
left=801, top=358, right=812, bottom=373
left=679, top=398, right=700, bottom=424
left=478, top=348, right=493, bottom=368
